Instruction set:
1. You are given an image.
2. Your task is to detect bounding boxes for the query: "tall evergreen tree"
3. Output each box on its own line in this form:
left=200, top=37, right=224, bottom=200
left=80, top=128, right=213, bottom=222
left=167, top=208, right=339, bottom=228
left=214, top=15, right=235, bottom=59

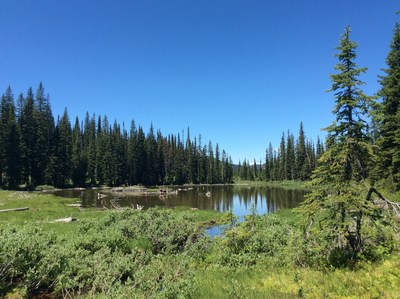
left=0, top=87, right=21, bottom=188
left=52, top=109, right=72, bottom=187
left=286, top=131, right=296, bottom=180
left=84, top=113, right=97, bottom=185
left=19, top=88, right=36, bottom=187
left=377, top=23, right=400, bottom=190
left=145, top=124, right=158, bottom=185
left=136, top=126, right=147, bottom=184
left=301, top=27, right=383, bottom=262
left=184, top=128, right=194, bottom=183
left=207, top=141, right=214, bottom=183
left=71, top=117, right=87, bottom=186
left=111, top=121, right=127, bottom=186
left=296, top=122, right=308, bottom=180
left=157, top=130, right=166, bottom=184
left=127, top=120, right=137, bottom=185
left=278, top=133, right=286, bottom=180
left=32, top=83, right=54, bottom=186
left=215, top=143, right=221, bottom=183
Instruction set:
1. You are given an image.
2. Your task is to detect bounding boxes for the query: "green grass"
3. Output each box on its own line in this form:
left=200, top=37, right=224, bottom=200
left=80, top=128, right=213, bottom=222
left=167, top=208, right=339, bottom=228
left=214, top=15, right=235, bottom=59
left=0, top=190, right=225, bottom=236
left=234, top=179, right=306, bottom=189
left=2, top=189, right=400, bottom=298
left=0, top=190, right=110, bottom=236
left=194, top=253, right=400, bottom=299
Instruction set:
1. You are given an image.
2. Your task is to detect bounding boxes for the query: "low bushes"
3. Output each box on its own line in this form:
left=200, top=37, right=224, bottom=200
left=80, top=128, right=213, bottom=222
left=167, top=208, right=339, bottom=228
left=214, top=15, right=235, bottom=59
left=0, top=208, right=200, bottom=298
left=1, top=206, right=399, bottom=298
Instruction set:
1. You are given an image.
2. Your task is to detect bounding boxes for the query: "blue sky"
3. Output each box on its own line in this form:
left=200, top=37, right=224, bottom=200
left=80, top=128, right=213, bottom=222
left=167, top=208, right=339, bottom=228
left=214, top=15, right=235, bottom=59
left=0, top=1, right=398, bottom=163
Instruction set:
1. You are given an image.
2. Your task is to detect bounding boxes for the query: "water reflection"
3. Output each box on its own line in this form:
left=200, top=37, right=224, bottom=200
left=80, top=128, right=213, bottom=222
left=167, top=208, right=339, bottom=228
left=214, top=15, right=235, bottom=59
left=52, top=185, right=305, bottom=217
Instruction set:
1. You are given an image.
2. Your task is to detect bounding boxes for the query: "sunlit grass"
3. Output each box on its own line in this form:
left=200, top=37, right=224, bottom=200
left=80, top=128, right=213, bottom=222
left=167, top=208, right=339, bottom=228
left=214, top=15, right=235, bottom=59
left=0, top=191, right=107, bottom=236
left=2, top=190, right=399, bottom=298
left=234, top=179, right=306, bottom=189
left=194, top=254, right=400, bottom=298
left=0, top=190, right=224, bottom=236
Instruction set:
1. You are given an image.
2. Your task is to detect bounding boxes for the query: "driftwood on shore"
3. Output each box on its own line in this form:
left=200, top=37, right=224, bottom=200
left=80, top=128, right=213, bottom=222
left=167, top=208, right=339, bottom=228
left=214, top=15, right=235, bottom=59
left=67, top=203, right=82, bottom=207
left=0, top=207, right=29, bottom=213
left=54, top=217, right=78, bottom=223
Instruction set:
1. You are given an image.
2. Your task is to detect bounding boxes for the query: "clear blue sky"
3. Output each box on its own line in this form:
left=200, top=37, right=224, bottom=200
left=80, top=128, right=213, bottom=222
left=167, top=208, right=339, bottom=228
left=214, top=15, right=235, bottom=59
left=0, top=1, right=398, bottom=163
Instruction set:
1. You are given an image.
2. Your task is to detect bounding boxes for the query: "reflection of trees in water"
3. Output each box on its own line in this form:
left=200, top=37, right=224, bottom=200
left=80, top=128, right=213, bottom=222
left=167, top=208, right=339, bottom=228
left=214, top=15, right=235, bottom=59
left=53, top=186, right=305, bottom=213
left=234, top=186, right=304, bottom=213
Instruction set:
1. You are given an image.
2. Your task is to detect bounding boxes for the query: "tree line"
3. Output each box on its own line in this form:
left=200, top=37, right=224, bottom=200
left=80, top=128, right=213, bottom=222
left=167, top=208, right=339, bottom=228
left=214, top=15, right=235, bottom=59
left=0, top=84, right=234, bottom=189
left=236, top=122, right=324, bottom=181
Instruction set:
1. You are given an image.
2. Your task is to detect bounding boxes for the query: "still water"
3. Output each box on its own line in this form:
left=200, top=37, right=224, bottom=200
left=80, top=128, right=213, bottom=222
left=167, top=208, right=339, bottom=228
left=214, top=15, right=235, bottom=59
left=52, top=185, right=305, bottom=218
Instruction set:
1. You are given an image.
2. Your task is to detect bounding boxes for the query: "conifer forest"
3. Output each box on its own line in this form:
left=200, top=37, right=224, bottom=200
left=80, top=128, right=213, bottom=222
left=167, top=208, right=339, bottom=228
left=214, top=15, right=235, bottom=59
left=0, top=83, right=235, bottom=189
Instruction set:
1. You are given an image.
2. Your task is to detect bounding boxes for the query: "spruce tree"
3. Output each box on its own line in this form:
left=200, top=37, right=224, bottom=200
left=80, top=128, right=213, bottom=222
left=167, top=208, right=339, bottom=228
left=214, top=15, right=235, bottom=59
left=71, top=117, right=87, bottom=186
left=286, top=131, right=296, bottom=180
left=215, top=143, right=221, bottom=183
left=136, top=126, right=147, bottom=184
left=32, top=83, right=54, bottom=186
left=96, top=115, right=104, bottom=184
left=144, top=124, right=158, bottom=185
left=184, top=128, right=194, bottom=183
left=51, top=109, right=72, bottom=187
left=0, top=87, right=21, bottom=188
left=301, top=27, right=389, bottom=264
left=377, top=23, right=400, bottom=190
left=111, top=121, right=127, bottom=186
left=127, top=120, right=138, bottom=185
left=278, top=133, right=286, bottom=180
left=207, top=141, right=214, bottom=183
left=157, top=130, right=166, bottom=184
left=19, top=88, right=36, bottom=187
left=296, top=122, right=308, bottom=180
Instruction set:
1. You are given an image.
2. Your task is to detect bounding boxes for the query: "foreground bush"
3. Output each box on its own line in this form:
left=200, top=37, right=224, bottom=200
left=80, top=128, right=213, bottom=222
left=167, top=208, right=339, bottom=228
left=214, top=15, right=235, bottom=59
left=0, top=208, right=200, bottom=298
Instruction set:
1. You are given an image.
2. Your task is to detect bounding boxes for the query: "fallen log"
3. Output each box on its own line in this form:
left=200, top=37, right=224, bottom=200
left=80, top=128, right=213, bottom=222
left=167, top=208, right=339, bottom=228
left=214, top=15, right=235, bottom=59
left=54, top=217, right=78, bottom=223
left=0, top=207, right=29, bottom=213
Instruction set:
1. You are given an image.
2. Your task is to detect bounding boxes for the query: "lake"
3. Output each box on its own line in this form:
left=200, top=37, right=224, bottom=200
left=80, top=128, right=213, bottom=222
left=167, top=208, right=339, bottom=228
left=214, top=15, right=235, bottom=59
left=52, top=185, right=305, bottom=218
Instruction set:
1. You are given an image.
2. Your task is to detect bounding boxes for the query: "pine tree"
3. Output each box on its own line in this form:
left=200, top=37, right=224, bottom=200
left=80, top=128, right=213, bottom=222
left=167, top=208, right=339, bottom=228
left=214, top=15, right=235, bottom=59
left=71, top=117, right=87, bottom=186
left=84, top=113, right=97, bottom=185
left=54, top=109, right=72, bottom=187
left=157, top=130, right=166, bottom=184
left=377, top=23, right=400, bottom=190
left=184, top=128, right=194, bottom=183
left=286, top=131, right=296, bottom=180
left=197, top=135, right=207, bottom=183
left=215, top=143, right=221, bottom=183
left=296, top=122, right=308, bottom=180
left=96, top=115, right=104, bottom=184
left=0, top=87, right=21, bottom=188
left=19, top=88, right=36, bottom=187
left=207, top=141, right=214, bottom=183
left=173, top=134, right=185, bottom=184
left=32, top=83, right=54, bottom=186
left=301, top=27, right=386, bottom=263
left=111, top=121, right=127, bottom=186
left=45, top=110, right=71, bottom=187
left=136, top=126, right=147, bottom=184
left=145, top=124, right=158, bottom=185
left=278, top=133, right=286, bottom=180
